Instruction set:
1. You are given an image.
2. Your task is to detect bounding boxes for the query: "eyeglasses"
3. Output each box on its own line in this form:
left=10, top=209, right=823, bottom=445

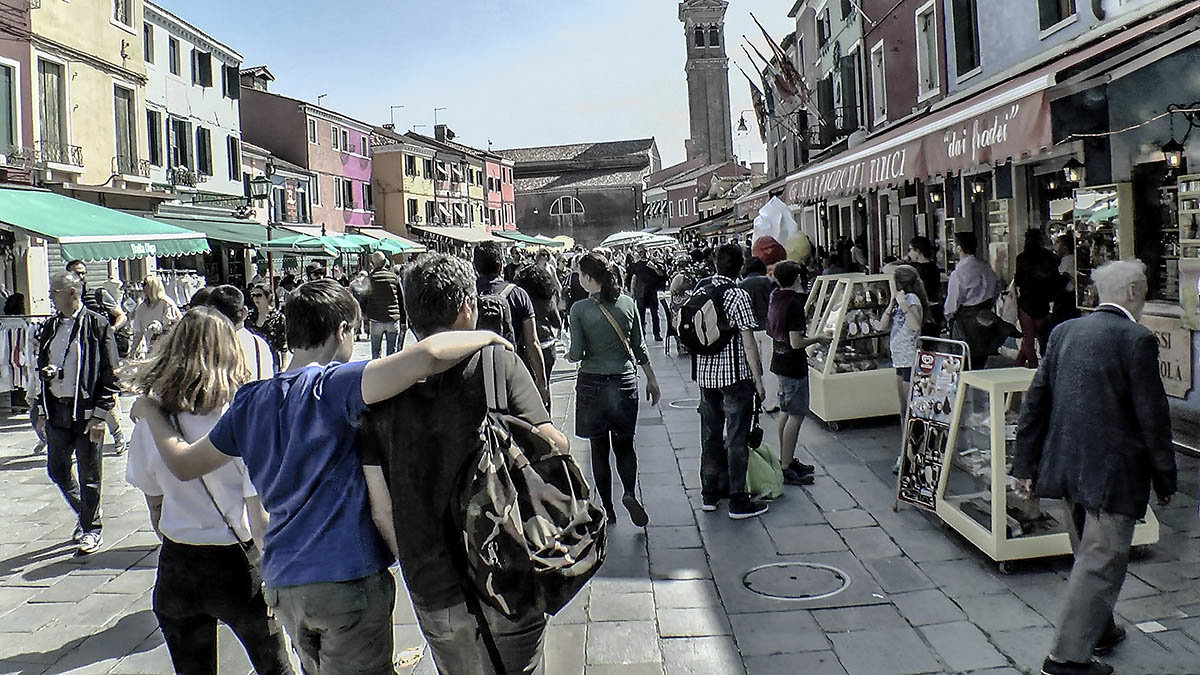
left=250, top=293, right=266, bottom=299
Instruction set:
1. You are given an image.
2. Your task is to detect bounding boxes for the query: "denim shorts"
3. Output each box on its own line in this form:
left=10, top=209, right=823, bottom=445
left=575, top=371, right=639, bottom=439
left=777, top=374, right=810, bottom=416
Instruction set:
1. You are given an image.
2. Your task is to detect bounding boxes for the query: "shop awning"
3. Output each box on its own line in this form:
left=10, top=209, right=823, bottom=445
left=411, top=225, right=500, bottom=244
left=153, top=215, right=268, bottom=246
left=0, top=186, right=210, bottom=261
left=355, top=228, right=427, bottom=253
left=737, top=1, right=1199, bottom=210
left=496, top=231, right=566, bottom=248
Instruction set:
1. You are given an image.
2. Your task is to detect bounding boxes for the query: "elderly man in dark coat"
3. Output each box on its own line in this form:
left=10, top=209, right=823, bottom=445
left=1012, top=259, right=1176, bottom=675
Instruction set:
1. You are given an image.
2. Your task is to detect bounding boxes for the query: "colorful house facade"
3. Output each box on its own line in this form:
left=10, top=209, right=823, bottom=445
left=369, top=125, right=437, bottom=237
left=238, top=68, right=372, bottom=234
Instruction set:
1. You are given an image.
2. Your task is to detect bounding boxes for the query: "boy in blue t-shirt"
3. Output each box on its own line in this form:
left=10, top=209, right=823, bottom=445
left=134, top=279, right=508, bottom=674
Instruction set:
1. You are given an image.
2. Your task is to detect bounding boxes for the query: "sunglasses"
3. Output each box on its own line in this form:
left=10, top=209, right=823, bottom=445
left=250, top=293, right=266, bottom=299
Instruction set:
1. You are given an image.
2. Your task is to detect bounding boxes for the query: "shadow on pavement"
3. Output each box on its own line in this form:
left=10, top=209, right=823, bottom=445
left=1, top=544, right=157, bottom=583
left=0, top=609, right=158, bottom=674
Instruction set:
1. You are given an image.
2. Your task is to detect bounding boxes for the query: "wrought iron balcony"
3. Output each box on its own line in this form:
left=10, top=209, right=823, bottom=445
left=39, top=140, right=83, bottom=167
left=113, top=155, right=150, bottom=178
left=168, top=166, right=207, bottom=187
left=5, top=145, right=44, bottom=170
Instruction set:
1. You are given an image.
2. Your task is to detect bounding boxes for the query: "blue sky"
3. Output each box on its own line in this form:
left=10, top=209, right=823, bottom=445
left=156, top=0, right=794, bottom=166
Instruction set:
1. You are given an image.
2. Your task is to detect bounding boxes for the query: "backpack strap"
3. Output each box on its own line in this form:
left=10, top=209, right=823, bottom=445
left=482, top=345, right=508, bottom=412
left=498, top=284, right=516, bottom=299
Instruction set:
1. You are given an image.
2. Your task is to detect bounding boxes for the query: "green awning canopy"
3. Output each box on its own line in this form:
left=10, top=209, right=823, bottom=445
left=0, top=187, right=210, bottom=261
left=153, top=215, right=268, bottom=246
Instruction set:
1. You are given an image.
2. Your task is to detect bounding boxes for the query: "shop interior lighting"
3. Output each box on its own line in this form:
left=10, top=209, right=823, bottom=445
left=971, top=179, right=986, bottom=195
left=929, top=189, right=943, bottom=204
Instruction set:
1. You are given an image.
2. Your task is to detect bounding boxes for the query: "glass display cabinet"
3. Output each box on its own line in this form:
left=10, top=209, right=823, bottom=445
left=936, top=368, right=1159, bottom=572
left=804, top=273, right=862, bottom=336
left=806, top=274, right=901, bottom=428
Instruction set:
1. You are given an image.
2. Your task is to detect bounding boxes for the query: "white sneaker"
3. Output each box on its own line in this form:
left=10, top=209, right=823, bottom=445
left=77, top=531, right=102, bottom=555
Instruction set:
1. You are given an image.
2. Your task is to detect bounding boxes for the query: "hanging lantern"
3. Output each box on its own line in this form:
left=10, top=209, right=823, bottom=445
left=1062, top=157, right=1085, bottom=184
left=1162, top=138, right=1185, bottom=170
left=929, top=188, right=943, bottom=204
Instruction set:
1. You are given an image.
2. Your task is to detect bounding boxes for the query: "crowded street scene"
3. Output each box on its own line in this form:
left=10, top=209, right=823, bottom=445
left=3, top=1, right=1200, bottom=674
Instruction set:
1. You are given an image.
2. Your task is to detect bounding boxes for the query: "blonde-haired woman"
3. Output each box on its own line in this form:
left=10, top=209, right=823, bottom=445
left=124, top=307, right=292, bottom=674
left=129, top=274, right=182, bottom=357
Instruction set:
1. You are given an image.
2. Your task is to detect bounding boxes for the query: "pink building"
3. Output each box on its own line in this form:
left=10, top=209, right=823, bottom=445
left=238, top=67, right=373, bottom=233
left=482, top=154, right=516, bottom=232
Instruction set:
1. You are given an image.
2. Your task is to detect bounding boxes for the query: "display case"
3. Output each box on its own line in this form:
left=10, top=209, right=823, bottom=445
left=936, top=368, right=1159, bottom=570
left=806, top=274, right=902, bottom=426
left=1178, top=173, right=1200, bottom=256
left=804, top=273, right=863, bottom=336
left=1073, top=183, right=1134, bottom=309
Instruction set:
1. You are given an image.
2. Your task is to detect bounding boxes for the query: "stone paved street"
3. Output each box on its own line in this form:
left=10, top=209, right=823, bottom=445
left=1, top=338, right=1199, bottom=674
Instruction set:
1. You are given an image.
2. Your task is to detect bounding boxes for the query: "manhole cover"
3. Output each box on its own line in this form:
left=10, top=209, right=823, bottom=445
left=669, top=398, right=700, bottom=409
left=742, top=562, right=851, bottom=601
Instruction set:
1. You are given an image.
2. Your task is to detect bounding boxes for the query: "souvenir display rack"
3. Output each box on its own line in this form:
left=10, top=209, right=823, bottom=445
left=806, top=274, right=901, bottom=427
left=936, top=368, right=1159, bottom=571
left=1178, top=173, right=1200, bottom=257
left=1073, top=183, right=1134, bottom=309
left=804, top=273, right=863, bottom=336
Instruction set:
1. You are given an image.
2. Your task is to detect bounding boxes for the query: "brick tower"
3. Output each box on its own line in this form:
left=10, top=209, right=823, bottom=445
left=679, top=0, right=733, bottom=164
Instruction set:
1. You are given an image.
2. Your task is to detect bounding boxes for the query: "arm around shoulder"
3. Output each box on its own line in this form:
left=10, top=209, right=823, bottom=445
left=361, top=330, right=512, bottom=405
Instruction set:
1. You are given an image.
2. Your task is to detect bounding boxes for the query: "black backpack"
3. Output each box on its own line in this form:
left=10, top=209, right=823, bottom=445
left=456, top=346, right=607, bottom=619
left=675, top=280, right=737, bottom=355
left=477, top=284, right=517, bottom=344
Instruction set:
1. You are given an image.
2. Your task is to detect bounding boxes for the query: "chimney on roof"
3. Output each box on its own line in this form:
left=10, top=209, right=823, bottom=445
left=382, top=123, right=396, bottom=131
left=750, top=162, right=765, bottom=176
left=434, top=124, right=456, bottom=142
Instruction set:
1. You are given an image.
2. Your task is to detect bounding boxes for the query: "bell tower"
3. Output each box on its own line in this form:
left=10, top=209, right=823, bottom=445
left=679, top=0, right=733, bottom=164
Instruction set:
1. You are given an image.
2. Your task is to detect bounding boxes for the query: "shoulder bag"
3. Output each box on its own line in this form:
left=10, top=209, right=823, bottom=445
left=593, top=299, right=638, bottom=365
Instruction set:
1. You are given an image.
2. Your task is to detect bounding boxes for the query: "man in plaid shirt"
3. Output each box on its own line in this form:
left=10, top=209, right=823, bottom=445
left=696, top=244, right=770, bottom=520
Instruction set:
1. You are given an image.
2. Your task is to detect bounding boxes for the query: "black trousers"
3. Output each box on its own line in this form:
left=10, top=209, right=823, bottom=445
left=44, top=399, right=102, bottom=533
left=154, top=538, right=293, bottom=675
left=636, top=293, right=661, bottom=338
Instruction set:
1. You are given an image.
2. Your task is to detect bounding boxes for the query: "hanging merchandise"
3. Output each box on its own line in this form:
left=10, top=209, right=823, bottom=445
left=896, top=337, right=968, bottom=511
left=752, top=196, right=799, bottom=244
left=0, top=316, right=43, bottom=394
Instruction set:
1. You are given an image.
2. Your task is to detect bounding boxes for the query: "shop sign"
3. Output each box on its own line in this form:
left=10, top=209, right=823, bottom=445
left=130, top=243, right=158, bottom=256
left=285, top=183, right=297, bottom=222
left=774, top=91, right=1051, bottom=206
left=1139, top=314, right=1194, bottom=399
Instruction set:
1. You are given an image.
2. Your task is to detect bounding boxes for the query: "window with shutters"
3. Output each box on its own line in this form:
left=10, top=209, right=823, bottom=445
left=333, top=177, right=342, bottom=209
left=869, top=41, right=887, bottom=124
left=113, top=0, right=131, bottom=27
left=951, top=0, right=981, bottom=77
left=196, top=126, right=212, bottom=175
left=343, top=179, right=355, bottom=209
left=191, top=50, right=212, bottom=87
left=113, top=85, right=136, bottom=172
left=423, top=158, right=434, bottom=178
left=816, top=8, right=831, bottom=48
left=915, top=1, right=940, bottom=99
left=227, top=135, right=239, bottom=180
left=312, top=176, right=321, bottom=206
left=168, top=118, right=191, bottom=169
left=307, top=119, right=317, bottom=144
left=362, top=183, right=373, bottom=211
left=146, top=110, right=162, bottom=166
left=222, top=65, right=240, bottom=100
left=341, top=129, right=349, bottom=152
left=405, top=155, right=416, bottom=176
left=168, top=38, right=180, bottom=76
left=331, top=125, right=339, bottom=150
left=1038, top=0, right=1076, bottom=32
left=143, top=23, right=153, bottom=63
left=408, top=199, right=419, bottom=221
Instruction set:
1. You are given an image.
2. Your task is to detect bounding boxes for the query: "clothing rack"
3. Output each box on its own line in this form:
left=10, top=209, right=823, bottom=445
left=0, top=315, right=49, bottom=395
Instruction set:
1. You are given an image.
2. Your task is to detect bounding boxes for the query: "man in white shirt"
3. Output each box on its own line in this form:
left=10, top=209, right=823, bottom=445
left=200, top=286, right=275, bottom=381
left=944, top=232, right=1001, bottom=369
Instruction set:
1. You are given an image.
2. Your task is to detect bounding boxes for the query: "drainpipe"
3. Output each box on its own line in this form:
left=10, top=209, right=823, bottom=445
left=1092, top=0, right=1105, bottom=20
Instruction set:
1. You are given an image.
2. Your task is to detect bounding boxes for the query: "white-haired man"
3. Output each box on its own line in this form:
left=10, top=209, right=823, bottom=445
left=33, top=271, right=121, bottom=555
left=1013, top=260, right=1176, bottom=675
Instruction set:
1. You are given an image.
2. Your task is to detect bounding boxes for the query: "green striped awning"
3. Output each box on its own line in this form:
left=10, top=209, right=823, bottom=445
left=0, top=187, right=210, bottom=261
left=153, top=215, right=268, bottom=246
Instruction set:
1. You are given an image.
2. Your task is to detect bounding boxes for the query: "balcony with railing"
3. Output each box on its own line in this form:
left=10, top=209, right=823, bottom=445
left=40, top=140, right=83, bottom=168
left=4, top=146, right=44, bottom=170
left=168, top=166, right=207, bottom=188
left=113, top=155, right=151, bottom=179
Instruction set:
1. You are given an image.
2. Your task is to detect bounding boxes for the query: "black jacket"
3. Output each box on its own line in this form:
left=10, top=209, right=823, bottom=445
left=34, top=307, right=120, bottom=426
left=364, top=268, right=404, bottom=323
left=1012, top=306, right=1176, bottom=518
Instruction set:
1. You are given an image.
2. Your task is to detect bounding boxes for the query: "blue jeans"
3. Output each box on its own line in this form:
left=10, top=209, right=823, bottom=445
left=699, top=379, right=755, bottom=500
left=369, top=320, right=403, bottom=359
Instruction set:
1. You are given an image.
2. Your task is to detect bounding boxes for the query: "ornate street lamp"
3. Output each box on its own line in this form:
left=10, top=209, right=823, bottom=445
left=1162, top=138, right=1185, bottom=171
left=1062, top=157, right=1085, bottom=185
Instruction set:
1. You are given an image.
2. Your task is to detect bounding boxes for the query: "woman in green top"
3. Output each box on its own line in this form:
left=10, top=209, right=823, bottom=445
left=569, top=252, right=662, bottom=527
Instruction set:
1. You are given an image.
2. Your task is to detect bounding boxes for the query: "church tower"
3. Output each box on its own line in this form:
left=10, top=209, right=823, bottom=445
left=679, top=0, right=733, bottom=164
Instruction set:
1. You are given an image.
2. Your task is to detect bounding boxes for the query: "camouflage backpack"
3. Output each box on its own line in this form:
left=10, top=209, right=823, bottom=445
left=456, top=346, right=607, bottom=619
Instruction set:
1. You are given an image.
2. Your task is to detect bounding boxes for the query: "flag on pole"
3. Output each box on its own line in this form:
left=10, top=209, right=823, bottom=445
left=744, top=38, right=799, bottom=100
left=763, top=79, right=776, bottom=117
left=750, top=12, right=808, bottom=97
left=736, top=63, right=769, bottom=143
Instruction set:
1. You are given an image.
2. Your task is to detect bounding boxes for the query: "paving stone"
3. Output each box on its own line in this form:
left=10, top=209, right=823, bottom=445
left=1131, top=561, right=1199, bottom=592
left=656, top=607, right=732, bottom=637
left=0, top=601, right=73, bottom=632
left=27, top=574, right=113, bottom=604
left=728, top=610, right=830, bottom=655
left=862, top=556, right=934, bottom=594
left=890, top=589, right=967, bottom=626
left=645, top=526, right=703, bottom=550
left=542, top=624, right=585, bottom=675
left=588, top=592, right=657, bottom=622
left=649, top=548, right=711, bottom=581
left=1117, top=591, right=1197, bottom=623
left=660, top=636, right=743, bottom=675
left=919, top=621, right=1009, bottom=672
left=586, top=664, right=664, bottom=675
left=825, top=509, right=876, bottom=530
left=812, top=604, right=907, bottom=633
left=828, top=627, right=943, bottom=675
left=652, top=579, right=721, bottom=609
left=765, top=524, right=847, bottom=555
left=743, top=650, right=849, bottom=675
left=839, top=527, right=901, bottom=560
left=918, top=559, right=1009, bottom=598
left=956, top=592, right=1050, bottom=631
left=585, top=620, right=662, bottom=665
left=990, top=627, right=1053, bottom=671
left=803, top=482, right=858, bottom=511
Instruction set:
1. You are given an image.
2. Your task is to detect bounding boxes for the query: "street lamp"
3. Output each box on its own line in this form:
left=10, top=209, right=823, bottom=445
left=1162, top=138, right=1185, bottom=171
left=1062, top=157, right=1085, bottom=185
left=249, top=175, right=272, bottom=201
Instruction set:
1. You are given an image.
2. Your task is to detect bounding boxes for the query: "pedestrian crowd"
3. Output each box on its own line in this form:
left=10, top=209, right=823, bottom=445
left=23, top=226, right=1177, bottom=675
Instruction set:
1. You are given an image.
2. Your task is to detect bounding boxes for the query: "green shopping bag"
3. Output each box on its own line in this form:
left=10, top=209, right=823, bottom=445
left=746, top=442, right=784, bottom=500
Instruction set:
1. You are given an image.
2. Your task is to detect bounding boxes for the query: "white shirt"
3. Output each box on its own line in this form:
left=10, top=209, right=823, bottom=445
left=125, top=409, right=257, bottom=545
left=1096, top=302, right=1135, bottom=322
left=46, top=306, right=84, bottom=399
left=237, top=327, right=274, bottom=381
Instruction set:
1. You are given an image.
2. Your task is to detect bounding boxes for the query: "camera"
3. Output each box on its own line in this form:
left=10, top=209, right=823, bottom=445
left=39, top=365, right=62, bottom=382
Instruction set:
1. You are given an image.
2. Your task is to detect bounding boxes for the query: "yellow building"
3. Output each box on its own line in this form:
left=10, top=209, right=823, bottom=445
left=29, top=0, right=151, bottom=191
left=370, top=127, right=438, bottom=238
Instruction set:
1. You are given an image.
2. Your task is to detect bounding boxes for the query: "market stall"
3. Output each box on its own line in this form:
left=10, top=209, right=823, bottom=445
left=806, top=273, right=901, bottom=428
left=930, top=367, right=1159, bottom=572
